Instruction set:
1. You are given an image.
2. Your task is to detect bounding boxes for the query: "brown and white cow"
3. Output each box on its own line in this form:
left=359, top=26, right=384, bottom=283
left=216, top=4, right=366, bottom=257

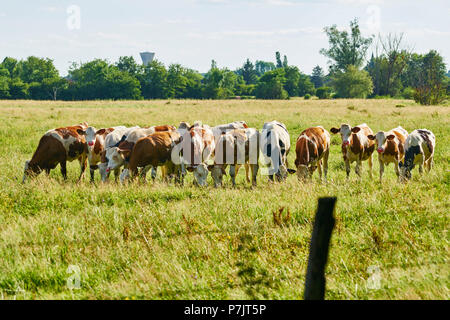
left=84, top=126, right=126, bottom=182
left=294, top=126, right=330, bottom=181
left=105, top=125, right=176, bottom=180
left=209, top=128, right=259, bottom=187
left=23, top=122, right=89, bottom=182
left=368, top=126, right=408, bottom=181
left=330, top=123, right=375, bottom=178
left=119, top=131, right=182, bottom=183
left=177, top=124, right=216, bottom=186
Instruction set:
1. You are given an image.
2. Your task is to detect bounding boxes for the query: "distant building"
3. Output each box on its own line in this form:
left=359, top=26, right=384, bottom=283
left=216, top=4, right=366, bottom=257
left=140, top=52, right=155, bottom=66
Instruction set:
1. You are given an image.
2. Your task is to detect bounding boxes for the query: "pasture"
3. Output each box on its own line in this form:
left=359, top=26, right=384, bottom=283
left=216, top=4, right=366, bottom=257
left=0, top=99, right=448, bottom=300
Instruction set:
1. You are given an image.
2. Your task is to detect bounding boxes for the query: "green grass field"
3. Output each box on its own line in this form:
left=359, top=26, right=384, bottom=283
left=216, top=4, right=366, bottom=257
left=0, top=99, right=448, bottom=300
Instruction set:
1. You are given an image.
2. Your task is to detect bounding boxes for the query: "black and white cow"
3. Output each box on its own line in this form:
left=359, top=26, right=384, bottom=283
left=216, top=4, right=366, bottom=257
left=399, top=129, right=435, bottom=180
left=260, top=121, right=295, bottom=181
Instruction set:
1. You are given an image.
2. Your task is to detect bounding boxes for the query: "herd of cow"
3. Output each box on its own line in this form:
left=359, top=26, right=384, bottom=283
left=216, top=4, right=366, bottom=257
left=22, top=120, right=436, bottom=186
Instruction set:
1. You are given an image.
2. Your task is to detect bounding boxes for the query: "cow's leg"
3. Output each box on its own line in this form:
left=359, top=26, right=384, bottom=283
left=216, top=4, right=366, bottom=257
left=379, top=160, right=384, bottom=182
left=230, top=165, right=237, bottom=187
left=419, top=163, right=424, bottom=174
left=77, top=156, right=87, bottom=182
left=355, top=159, right=362, bottom=177
left=89, top=165, right=96, bottom=182
left=323, top=149, right=329, bottom=182
left=394, top=161, right=400, bottom=181
left=244, top=163, right=250, bottom=183
left=368, top=154, right=373, bottom=179
left=345, top=159, right=351, bottom=179
left=140, top=165, right=152, bottom=183
left=317, top=161, right=322, bottom=181
left=114, top=168, right=120, bottom=182
left=151, top=166, right=157, bottom=180
left=45, top=168, right=51, bottom=175
left=60, top=161, right=67, bottom=180
left=426, top=158, right=433, bottom=172
left=251, top=164, right=258, bottom=187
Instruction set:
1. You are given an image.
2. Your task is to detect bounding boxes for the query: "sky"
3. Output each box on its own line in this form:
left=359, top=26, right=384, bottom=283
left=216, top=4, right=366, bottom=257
left=0, top=0, right=449, bottom=76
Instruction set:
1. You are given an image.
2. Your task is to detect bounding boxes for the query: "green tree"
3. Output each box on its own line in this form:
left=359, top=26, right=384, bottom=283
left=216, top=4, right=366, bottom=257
left=116, top=56, right=140, bottom=76
left=255, top=68, right=288, bottom=99
left=298, top=73, right=316, bottom=96
left=331, top=65, right=373, bottom=98
left=276, top=52, right=283, bottom=69
left=255, top=61, right=275, bottom=76
left=366, top=34, right=410, bottom=96
left=310, top=65, right=325, bottom=88
left=320, top=19, right=373, bottom=73
left=283, top=66, right=300, bottom=96
left=202, top=61, right=238, bottom=99
left=0, top=68, right=10, bottom=99
left=139, top=60, right=168, bottom=99
left=237, top=59, right=258, bottom=85
left=413, top=50, right=447, bottom=105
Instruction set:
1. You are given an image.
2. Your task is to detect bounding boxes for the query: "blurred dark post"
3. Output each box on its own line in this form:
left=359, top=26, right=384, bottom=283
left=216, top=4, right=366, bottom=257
left=304, top=197, right=336, bottom=300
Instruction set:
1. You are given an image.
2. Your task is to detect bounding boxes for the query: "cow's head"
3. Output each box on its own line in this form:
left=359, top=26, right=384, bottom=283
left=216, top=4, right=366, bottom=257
left=84, top=126, right=97, bottom=148
left=330, top=124, right=359, bottom=147
left=193, top=163, right=209, bottom=187
left=368, top=132, right=396, bottom=154
left=120, top=169, right=131, bottom=184
left=296, top=164, right=311, bottom=181
left=105, top=147, right=130, bottom=172
left=98, top=162, right=108, bottom=182
left=399, top=161, right=412, bottom=181
left=209, top=165, right=226, bottom=187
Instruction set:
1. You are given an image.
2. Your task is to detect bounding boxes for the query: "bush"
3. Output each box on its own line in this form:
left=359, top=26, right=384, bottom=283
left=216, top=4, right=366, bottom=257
left=401, top=87, right=415, bottom=100
left=331, top=65, right=373, bottom=98
left=316, top=87, right=332, bottom=99
left=304, top=94, right=311, bottom=100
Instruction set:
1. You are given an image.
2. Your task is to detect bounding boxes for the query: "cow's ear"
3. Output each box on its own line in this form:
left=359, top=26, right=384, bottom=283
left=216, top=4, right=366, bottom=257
left=386, top=134, right=395, bottom=140
left=96, top=128, right=106, bottom=135
left=77, top=129, right=86, bottom=135
left=351, top=127, right=361, bottom=133
left=287, top=168, right=297, bottom=174
left=367, top=135, right=375, bottom=140
left=330, top=127, right=340, bottom=134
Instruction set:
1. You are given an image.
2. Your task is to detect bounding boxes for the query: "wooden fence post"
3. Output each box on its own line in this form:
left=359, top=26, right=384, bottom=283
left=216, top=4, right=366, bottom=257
left=304, top=197, right=337, bottom=300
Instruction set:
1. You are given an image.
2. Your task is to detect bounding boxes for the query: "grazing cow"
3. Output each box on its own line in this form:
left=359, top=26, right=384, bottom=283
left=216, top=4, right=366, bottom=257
left=105, top=125, right=176, bottom=179
left=330, top=123, right=375, bottom=178
left=259, top=121, right=295, bottom=181
left=84, top=126, right=126, bottom=182
left=119, top=131, right=182, bottom=183
left=368, top=126, right=408, bottom=181
left=399, top=129, right=435, bottom=180
left=23, top=122, right=89, bottom=182
left=210, top=128, right=260, bottom=187
left=294, top=126, right=330, bottom=181
left=178, top=124, right=216, bottom=186
left=97, top=126, right=140, bottom=182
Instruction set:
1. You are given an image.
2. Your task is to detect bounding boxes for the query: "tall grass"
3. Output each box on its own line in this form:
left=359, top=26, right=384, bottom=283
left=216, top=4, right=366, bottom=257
left=0, top=99, right=448, bottom=299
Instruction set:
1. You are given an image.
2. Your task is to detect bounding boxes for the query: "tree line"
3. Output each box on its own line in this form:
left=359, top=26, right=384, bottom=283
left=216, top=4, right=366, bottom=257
left=0, top=19, right=448, bottom=105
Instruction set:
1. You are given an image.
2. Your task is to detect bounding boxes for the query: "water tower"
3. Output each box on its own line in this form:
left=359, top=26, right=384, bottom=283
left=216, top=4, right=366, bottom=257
left=140, top=52, right=155, bottom=66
